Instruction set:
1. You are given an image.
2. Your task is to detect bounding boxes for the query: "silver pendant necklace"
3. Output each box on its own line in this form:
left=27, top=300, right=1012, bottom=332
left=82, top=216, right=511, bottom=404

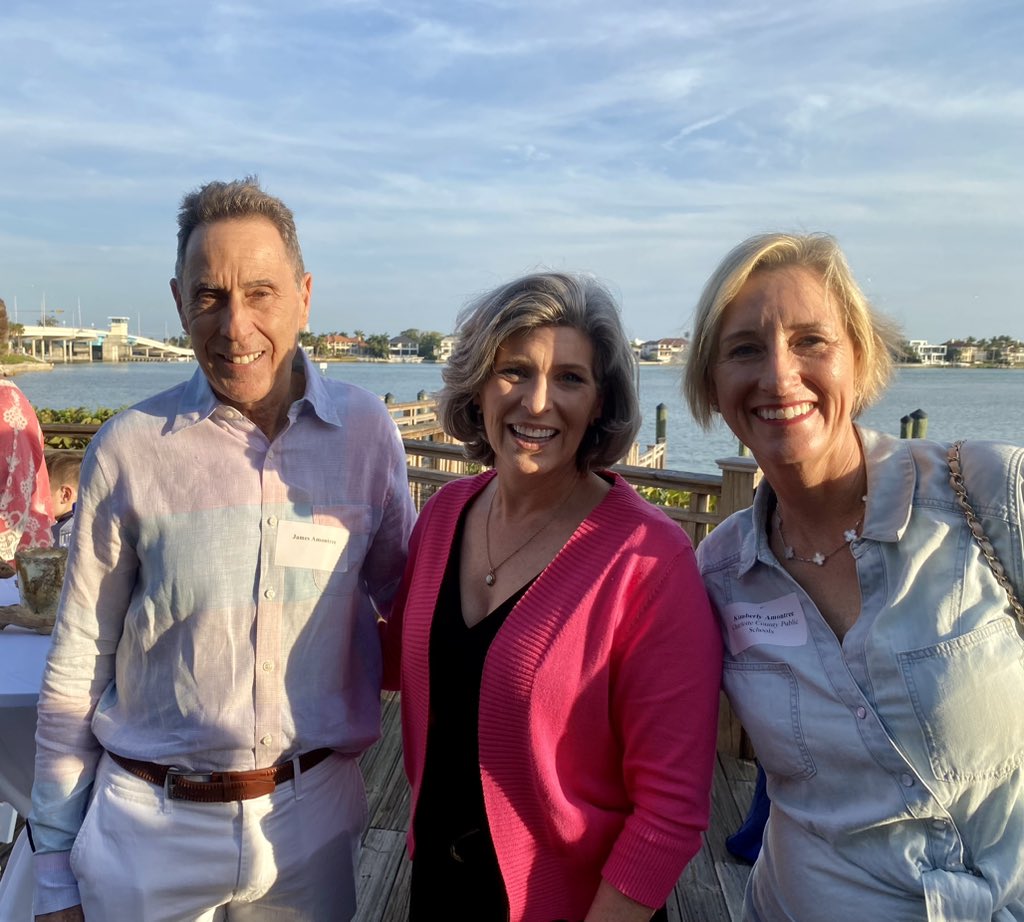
left=484, top=480, right=579, bottom=586
left=775, top=500, right=865, bottom=567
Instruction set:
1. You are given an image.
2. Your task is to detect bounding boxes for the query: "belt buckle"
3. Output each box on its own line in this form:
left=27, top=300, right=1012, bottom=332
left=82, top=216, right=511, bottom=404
left=164, top=766, right=215, bottom=799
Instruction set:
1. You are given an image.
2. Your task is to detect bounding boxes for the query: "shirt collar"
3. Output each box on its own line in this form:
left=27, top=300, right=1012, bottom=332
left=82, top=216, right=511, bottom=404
left=857, top=425, right=916, bottom=542
left=735, top=425, right=916, bottom=576
left=736, top=482, right=773, bottom=576
left=169, top=348, right=345, bottom=433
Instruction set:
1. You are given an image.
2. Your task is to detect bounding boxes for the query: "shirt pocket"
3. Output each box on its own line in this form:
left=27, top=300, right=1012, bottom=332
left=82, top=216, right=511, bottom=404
left=723, top=661, right=816, bottom=780
left=310, top=505, right=372, bottom=596
left=899, top=618, right=1024, bottom=782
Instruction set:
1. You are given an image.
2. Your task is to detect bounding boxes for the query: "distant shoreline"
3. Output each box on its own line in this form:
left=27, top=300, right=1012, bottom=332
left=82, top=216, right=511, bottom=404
left=7, top=358, right=1024, bottom=376
left=1, top=363, right=54, bottom=376
left=894, top=363, right=1024, bottom=370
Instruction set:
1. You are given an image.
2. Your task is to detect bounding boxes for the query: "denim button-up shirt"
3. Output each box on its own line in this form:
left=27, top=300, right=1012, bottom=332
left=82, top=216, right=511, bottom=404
left=697, top=427, right=1024, bottom=922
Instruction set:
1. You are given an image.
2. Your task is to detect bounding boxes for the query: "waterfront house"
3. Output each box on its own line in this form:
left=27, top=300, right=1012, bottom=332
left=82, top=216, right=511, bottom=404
left=944, top=340, right=983, bottom=365
left=641, top=337, right=689, bottom=363
left=388, top=334, right=421, bottom=362
left=325, top=334, right=369, bottom=357
left=436, top=335, right=458, bottom=363
left=908, top=339, right=947, bottom=365
left=995, top=343, right=1024, bottom=366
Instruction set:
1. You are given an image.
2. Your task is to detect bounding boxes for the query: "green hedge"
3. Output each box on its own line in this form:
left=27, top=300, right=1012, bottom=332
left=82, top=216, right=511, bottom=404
left=636, top=485, right=718, bottom=514
left=38, top=406, right=123, bottom=450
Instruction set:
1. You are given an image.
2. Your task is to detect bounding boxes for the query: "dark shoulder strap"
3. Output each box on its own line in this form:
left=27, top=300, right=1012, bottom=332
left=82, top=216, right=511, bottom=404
left=948, top=440, right=1024, bottom=628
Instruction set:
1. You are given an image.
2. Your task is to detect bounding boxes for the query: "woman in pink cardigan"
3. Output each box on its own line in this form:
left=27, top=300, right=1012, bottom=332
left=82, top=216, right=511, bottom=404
left=384, top=272, right=722, bottom=922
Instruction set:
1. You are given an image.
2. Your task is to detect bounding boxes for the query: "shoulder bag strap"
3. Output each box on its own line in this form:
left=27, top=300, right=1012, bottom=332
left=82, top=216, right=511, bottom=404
left=948, top=440, right=1024, bottom=628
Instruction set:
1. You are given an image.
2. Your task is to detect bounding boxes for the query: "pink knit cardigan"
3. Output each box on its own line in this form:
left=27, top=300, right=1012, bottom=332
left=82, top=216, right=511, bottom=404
left=384, top=471, right=722, bottom=922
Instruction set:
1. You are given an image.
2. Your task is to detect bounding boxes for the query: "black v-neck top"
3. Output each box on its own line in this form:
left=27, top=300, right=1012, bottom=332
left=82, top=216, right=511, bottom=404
left=413, top=516, right=533, bottom=851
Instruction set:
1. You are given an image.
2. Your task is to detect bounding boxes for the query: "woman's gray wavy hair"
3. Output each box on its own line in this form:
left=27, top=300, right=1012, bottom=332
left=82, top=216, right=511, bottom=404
left=440, top=272, right=641, bottom=472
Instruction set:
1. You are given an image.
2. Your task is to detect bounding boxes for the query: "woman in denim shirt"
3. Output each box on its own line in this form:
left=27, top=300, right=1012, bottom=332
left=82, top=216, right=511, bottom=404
left=684, top=232, right=1024, bottom=922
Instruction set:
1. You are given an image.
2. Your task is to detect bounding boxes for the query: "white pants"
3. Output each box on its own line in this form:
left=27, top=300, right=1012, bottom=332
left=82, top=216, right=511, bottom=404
left=69, top=751, right=367, bottom=922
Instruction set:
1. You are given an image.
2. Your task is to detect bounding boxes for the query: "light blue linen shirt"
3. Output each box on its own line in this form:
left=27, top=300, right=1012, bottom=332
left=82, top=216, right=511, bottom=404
left=30, top=351, right=416, bottom=911
left=697, top=427, right=1024, bottom=922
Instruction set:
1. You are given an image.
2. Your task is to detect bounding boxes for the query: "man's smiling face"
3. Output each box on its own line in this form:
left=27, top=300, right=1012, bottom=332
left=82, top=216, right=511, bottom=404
left=172, top=216, right=311, bottom=434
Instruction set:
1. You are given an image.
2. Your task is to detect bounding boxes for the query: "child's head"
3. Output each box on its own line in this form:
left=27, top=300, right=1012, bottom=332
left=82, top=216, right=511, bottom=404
left=47, top=452, right=82, bottom=518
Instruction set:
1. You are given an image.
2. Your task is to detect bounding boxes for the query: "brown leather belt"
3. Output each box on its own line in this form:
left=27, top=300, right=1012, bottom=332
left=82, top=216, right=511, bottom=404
left=107, top=748, right=334, bottom=803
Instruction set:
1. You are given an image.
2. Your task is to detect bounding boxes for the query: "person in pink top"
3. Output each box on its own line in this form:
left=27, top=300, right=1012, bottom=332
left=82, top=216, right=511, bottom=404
left=384, top=272, right=722, bottom=922
left=0, top=378, right=53, bottom=571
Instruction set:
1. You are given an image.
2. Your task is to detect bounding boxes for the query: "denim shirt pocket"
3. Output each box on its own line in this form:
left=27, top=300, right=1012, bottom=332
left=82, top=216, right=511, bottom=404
left=722, top=660, right=817, bottom=780
left=899, top=618, right=1024, bottom=782
left=310, top=505, right=372, bottom=596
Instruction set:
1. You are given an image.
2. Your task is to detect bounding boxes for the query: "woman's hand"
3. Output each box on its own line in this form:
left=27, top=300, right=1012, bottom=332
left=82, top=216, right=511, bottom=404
left=584, top=880, right=657, bottom=922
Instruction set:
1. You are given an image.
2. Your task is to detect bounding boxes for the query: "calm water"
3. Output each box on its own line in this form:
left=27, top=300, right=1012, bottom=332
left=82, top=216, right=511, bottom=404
left=14, top=362, right=1024, bottom=475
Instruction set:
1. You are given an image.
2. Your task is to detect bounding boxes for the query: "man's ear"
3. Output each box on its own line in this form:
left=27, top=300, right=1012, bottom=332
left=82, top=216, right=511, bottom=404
left=299, top=273, right=312, bottom=328
left=170, top=278, right=188, bottom=333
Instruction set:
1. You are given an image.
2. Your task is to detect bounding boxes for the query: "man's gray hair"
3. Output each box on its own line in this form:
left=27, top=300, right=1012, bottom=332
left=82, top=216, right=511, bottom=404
left=174, top=176, right=305, bottom=283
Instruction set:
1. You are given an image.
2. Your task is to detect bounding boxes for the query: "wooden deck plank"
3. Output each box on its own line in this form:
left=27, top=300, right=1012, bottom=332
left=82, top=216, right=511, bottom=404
left=379, top=852, right=413, bottom=922
left=355, top=828, right=406, bottom=922
left=716, top=861, right=752, bottom=922
left=703, top=757, right=747, bottom=867
left=361, top=693, right=405, bottom=826
left=2, top=695, right=758, bottom=922
left=370, top=760, right=411, bottom=833
left=353, top=702, right=759, bottom=921
left=673, top=753, right=754, bottom=922
left=674, top=841, right=732, bottom=921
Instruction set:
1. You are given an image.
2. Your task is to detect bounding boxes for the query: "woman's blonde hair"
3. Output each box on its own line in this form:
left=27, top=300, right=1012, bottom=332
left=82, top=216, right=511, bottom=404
left=684, top=232, right=903, bottom=428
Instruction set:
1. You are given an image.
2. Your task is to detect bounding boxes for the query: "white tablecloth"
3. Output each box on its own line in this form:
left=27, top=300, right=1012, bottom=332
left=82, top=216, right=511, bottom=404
left=0, top=833, right=31, bottom=922
left=0, top=577, right=54, bottom=920
left=0, top=597, right=51, bottom=814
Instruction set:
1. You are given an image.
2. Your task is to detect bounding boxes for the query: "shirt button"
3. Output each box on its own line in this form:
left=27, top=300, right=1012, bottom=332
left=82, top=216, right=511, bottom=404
left=262, top=661, right=274, bottom=672
left=264, top=587, right=276, bottom=600
left=260, top=734, right=272, bottom=746
left=931, top=819, right=947, bottom=830
left=855, top=706, right=867, bottom=719
left=901, top=773, right=915, bottom=787
left=267, top=515, right=278, bottom=527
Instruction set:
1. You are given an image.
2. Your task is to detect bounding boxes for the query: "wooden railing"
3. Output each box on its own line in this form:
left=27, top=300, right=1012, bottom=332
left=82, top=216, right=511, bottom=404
left=386, top=397, right=440, bottom=430
left=41, top=417, right=759, bottom=756
left=621, top=440, right=666, bottom=469
left=400, top=437, right=758, bottom=548
left=41, top=418, right=758, bottom=547
left=39, top=423, right=104, bottom=450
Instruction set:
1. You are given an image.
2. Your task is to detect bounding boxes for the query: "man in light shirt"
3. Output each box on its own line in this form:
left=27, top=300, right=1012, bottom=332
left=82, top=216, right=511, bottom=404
left=30, top=177, right=416, bottom=922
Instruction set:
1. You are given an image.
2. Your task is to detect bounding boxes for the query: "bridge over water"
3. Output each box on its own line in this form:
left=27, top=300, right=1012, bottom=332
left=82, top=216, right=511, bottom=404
left=16, top=317, right=193, bottom=362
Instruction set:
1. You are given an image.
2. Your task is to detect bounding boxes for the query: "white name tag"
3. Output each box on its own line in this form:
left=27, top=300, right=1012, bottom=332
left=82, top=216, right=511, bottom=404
left=275, top=521, right=349, bottom=571
left=722, top=593, right=807, bottom=655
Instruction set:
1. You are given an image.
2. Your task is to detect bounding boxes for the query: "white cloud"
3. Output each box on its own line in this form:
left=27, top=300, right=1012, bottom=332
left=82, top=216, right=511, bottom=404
left=0, top=0, right=1021, bottom=343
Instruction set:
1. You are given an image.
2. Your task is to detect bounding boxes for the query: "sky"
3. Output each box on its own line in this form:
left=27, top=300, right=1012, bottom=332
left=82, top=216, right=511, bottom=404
left=1, top=0, right=1022, bottom=344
